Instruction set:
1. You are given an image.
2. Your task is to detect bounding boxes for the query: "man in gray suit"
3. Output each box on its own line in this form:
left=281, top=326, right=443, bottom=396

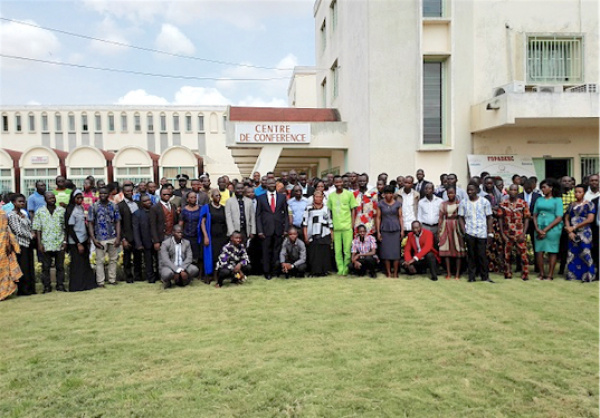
left=159, top=225, right=199, bottom=288
left=225, top=182, right=256, bottom=243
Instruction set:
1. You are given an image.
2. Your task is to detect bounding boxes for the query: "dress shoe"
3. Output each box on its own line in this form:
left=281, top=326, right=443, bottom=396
left=468, top=279, right=475, bottom=282
left=430, top=277, right=438, bottom=281
left=264, top=274, right=272, bottom=280
left=56, top=285, right=67, bottom=292
left=43, top=286, right=52, bottom=293
left=369, top=271, right=377, bottom=278
left=109, top=281, right=119, bottom=285
left=484, top=278, right=496, bottom=283
left=126, top=279, right=134, bottom=284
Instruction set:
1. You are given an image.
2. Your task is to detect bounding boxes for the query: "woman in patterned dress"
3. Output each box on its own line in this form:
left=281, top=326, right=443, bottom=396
left=302, top=191, right=333, bottom=276
left=482, top=176, right=504, bottom=273
left=438, top=186, right=466, bottom=279
left=0, top=209, right=22, bottom=301
left=564, top=184, right=596, bottom=282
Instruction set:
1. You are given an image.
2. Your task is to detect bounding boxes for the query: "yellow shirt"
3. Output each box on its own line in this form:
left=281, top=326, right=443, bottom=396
left=219, top=189, right=231, bottom=205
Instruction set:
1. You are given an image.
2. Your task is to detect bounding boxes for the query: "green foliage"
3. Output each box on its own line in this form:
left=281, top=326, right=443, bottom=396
left=1, top=276, right=598, bottom=417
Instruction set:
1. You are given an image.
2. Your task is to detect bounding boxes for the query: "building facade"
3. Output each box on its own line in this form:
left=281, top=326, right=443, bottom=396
left=0, top=106, right=241, bottom=193
left=313, top=0, right=599, bottom=183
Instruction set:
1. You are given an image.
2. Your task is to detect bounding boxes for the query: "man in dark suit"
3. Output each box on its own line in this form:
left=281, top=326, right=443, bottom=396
left=256, top=178, right=289, bottom=279
left=518, top=178, right=542, bottom=272
left=150, top=186, right=179, bottom=255
left=133, top=195, right=157, bottom=283
left=299, top=172, right=315, bottom=198
left=591, top=196, right=599, bottom=272
left=118, top=183, right=142, bottom=283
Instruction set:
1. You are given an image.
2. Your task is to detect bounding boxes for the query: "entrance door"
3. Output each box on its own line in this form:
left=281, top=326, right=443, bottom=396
left=545, top=158, right=571, bottom=179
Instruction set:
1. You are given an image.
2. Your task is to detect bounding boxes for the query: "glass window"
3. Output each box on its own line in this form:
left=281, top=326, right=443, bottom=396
left=28, top=113, right=35, bottom=132
left=186, top=114, right=192, bottom=132
left=423, top=61, right=444, bottom=145
left=330, top=0, right=338, bottom=31
left=581, top=156, right=599, bottom=178
left=222, top=115, right=226, bottom=132
left=423, top=0, right=443, bottom=17
left=55, top=113, right=62, bottom=132
left=320, top=20, right=326, bottom=52
left=321, top=78, right=327, bottom=108
left=42, top=113, right=49, bottom=132
left=121, top=113, right=128, bottom=131
left=1, top=115, right=7, bottom=132
left=134, top=113, right=141, bottom=132
left=68, top=113, right=75, bottom=132
left=160, top=114, right=167, bottom=132
left=82, top=113, right=88, bottom=132
left=198, top=114, right=204, bottom=132
left=147, top=113, right=154, bottom=132
left=95, top=114, right=102, bottom=132
left=173, top=114, right=180, bottom=132
left=331, top=60, right=339, bottom=99
left=108, top=113, right=115, bottom=132
left=527, top=36, right=583, bottom=84
left=15, top=114, right=22, bottom=132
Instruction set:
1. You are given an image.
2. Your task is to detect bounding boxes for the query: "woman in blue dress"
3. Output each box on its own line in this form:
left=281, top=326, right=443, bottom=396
left=200, top=189, right=227, bottom=284
left=564, top=184, right=596, bottom=282
left=180, top=191, right=202, bottom=275
left=533, top=178, right=563, bottom=280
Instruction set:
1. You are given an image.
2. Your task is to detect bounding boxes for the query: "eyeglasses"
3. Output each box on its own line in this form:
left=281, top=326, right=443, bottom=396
left=163, top=193, right=172, bottom=196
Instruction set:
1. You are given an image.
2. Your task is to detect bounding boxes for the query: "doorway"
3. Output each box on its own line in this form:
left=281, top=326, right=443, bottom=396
left=544, top=158, right=571, bottom=179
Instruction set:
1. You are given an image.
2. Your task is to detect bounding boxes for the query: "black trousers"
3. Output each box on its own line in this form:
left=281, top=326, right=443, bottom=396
left=123, top=246, right=142, bottom=282
left=261, top=234, right=283, bottom=275
left=591, top=224, right=599, bottom=273
left=141, top=248, right=158, bottom=283
left=349, top=256, right=378, bottom=276
left=218, top=265, right=251, bottom=286
left=464, top=234, right=489, bottom=281
left=40, top=250, right=65, bottom=288
left=404, top=253, right=439, bottom=280
left=558, top=228, right=569, bottom=274
left=278, top=262, right=307, bottom=277
left=16, top=246, right=36, bottom=295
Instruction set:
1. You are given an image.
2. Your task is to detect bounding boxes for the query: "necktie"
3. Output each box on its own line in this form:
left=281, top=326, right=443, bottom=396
left=270, top=193, right=276, bottom=212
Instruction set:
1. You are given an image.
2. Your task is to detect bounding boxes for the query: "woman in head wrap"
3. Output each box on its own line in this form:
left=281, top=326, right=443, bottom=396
left=65, top=189, right=96, bottom=292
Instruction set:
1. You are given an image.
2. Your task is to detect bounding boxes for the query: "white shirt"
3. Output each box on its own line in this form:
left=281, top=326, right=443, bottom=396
left=160, top=200, right=171, bottom=211
left=418, top=195, right=442, bottom=225
left=173, top=238, right=183, bottom=272
left=268, top=192, right=277, bottom=206
left=522, top=191, right=533, bottom=206
left=398, top=189, right=417, bottom=230
left=413, top=232, right=422, bottom=261
left=124, top=197, right=138, bottom=214
left=584, top=188, right=600, bottom=202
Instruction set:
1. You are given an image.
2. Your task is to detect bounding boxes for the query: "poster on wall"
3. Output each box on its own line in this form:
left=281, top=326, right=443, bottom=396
left=467, top=155, right=537, bottom=184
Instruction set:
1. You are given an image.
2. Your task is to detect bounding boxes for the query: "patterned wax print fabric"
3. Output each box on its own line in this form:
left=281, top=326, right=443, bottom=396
left=566, top=201, right=596, bottom=281
left=87, top=202, right=121, bottom=242
left=353, top=190, right=378, bottom=236
left=32, top=206, right=66, bottom=252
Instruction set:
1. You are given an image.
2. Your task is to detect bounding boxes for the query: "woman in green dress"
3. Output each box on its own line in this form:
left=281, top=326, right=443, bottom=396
left=533, top=178, right=563, bottom=280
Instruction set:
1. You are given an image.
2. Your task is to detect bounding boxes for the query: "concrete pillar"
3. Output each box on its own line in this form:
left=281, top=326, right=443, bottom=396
left=252, top=146, right=283, bottom=175
left=317, top=158, right=330, bottom=177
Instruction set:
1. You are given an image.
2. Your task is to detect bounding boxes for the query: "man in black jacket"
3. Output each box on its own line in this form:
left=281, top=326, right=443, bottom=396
left=133, top=195, right=157, bottom=283
left=591, top=196, right=599, bottom=272
left=118, top=183, right=142, bottom=283
left=256, top=178, right=289, bottom=279
left=518, top=178, right=541, bottom=272
left=149, top=187, right=179, bottom=253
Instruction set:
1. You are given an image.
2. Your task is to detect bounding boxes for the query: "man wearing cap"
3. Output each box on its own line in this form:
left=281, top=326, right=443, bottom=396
left=173, top=174, right=191, bottom=199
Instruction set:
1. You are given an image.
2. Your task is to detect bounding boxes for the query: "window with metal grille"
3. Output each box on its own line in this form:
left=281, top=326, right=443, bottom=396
left=162, top=167, right=195, bottom=184
left=0, top=169, right=12, bottom=194
left=423, top=0, right=443, bottom=17
left=423, top=61, right=444, bottom=145
left=527, top=36, right=583, bottom=84
left=581, top=156, right=599, bottom=178
left=22, top=168, right=58, bottom=196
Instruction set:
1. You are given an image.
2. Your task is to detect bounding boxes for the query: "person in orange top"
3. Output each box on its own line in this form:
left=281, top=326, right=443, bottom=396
left=402, top=220, right=439, bottom=281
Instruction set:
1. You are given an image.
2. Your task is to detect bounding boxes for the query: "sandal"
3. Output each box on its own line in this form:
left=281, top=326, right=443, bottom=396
left=445, top=275, right=451, bottom=280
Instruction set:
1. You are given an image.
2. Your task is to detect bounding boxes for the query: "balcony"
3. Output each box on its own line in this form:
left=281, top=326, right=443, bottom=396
left=471, top=86, right=599, bottom=133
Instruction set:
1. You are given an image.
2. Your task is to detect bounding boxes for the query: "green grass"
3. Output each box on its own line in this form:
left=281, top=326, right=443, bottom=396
left=1, top=274, right=598, bottom=417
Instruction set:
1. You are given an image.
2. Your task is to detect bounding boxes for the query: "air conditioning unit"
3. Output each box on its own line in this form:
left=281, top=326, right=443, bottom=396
left=492, top=81, right=525, bottom=97
left=565, top=83, right=598, bottom=93
left=532, top=85, right=563, bottom=93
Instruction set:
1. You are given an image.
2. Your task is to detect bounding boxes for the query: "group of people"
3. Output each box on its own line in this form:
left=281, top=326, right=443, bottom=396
left=0, top=168, right=597, bottom=301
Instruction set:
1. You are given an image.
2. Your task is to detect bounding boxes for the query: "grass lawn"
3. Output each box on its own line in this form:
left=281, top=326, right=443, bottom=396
left=1, top=274, right=598, bottom=417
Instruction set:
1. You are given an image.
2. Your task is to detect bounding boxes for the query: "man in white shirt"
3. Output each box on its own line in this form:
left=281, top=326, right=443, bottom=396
left=418, top=183, right=443, bottom=243
left=397, top=176, right=420, bottom=231
left=584, top=174, right=599, bottom=202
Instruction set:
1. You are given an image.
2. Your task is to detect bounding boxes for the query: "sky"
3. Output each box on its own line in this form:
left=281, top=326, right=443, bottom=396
left=0, top=0, right=316, bottom=107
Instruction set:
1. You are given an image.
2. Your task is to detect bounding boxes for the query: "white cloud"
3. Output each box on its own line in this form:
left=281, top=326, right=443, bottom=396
left=173, top=86, right=230, bottom=105
left=237, top=96, right=287, bottom=107
left=26, top=100, right=42, bottom=106
left=89, top=17, right=131, bottom=55
left=155, top=24, right=195, bottom=56
left=82, top=0, right=164, bottom=24
left=116, top=89, right=169, bottom=105
left=0, top=19, right=61, bottom=69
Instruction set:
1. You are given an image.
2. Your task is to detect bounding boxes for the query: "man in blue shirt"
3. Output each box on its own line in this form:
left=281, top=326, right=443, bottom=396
left=27, top=181, right=47, bottom=219
left=287, top=185, right=308, bottom=241
left=254, top=175, right=268, bottom=197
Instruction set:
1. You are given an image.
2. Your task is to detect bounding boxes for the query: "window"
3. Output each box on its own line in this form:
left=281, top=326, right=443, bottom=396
left=160, top=113, right=167, bottom=132
left=81, top=113, right=88, bottom=132
left=198, top=114, right=205, bottom=132
left=222, top=115, right=227, bottom=132
left=423, top=0, right=443, bottom=17
left=423, top=61, right=445, bottom=145
left=147, top=113, right=154, bottom=132
left=320, top=20, right=327, bottom=52
left=15, top=114, right=21, bottom=132
left=108, top=113, right=115, bottom=132
left=527, top=36, right=583, bottom=84
left=173, top=113, right=180, bottom=132
left=121, top=112, right=128, bottom=131
left=185, top=114, right=192, bottom=132
left=41, top=113, right=49, bottom=132
left=581, top=156, right=599, bottom=178
left=68, top=167, right=105, bottom=185
left=134, top=113, right=141, bottom=132
left=321, top=78, right=327, bottom=108
left=94, top=113, right=102, bottom=132
left=55, top=113, right=62, bottom=132
left=330, top=0, right=338, bottom=31
left=0, top=168, right=13, bottom=195
left=162, top=167, right=195, bottom=184
left=331, top=60, right=339, bottom=99
left=22, top=167, right=58, bottom=196
left=68, top=113, right=75, bottom=132
left=1, top=115, right=7, bottom=132
left=28, top=113, right=35, bottom=132
left=115, top=166, right=152, bottom=185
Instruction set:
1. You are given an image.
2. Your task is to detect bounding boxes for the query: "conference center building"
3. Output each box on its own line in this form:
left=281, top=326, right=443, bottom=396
left=1, top=0, right=598, bottom=195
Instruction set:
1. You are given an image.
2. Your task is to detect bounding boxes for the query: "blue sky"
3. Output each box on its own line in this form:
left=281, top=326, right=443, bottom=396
left=0, top=0, right=315, bottom=106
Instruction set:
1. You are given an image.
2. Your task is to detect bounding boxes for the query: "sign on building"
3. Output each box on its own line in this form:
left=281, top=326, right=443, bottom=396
left=235, top=123, right=311, bottom=144
left=30, top=156, right=49, bottom=164
left=467, top=154, right=537, bottom=184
